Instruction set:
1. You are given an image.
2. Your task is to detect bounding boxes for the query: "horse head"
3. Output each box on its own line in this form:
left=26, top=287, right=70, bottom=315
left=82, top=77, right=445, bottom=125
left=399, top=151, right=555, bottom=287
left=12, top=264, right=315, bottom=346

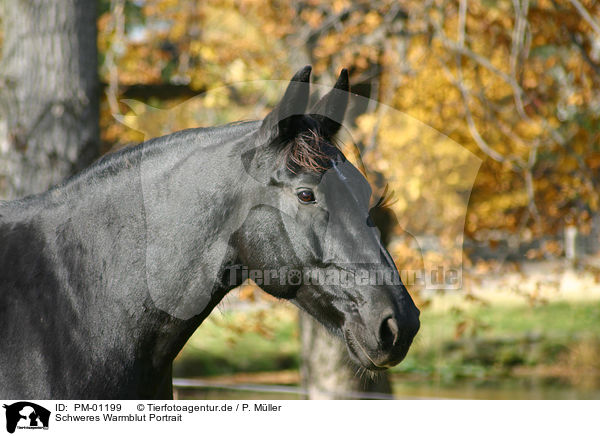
left=234, top=66, right=420, bottom=370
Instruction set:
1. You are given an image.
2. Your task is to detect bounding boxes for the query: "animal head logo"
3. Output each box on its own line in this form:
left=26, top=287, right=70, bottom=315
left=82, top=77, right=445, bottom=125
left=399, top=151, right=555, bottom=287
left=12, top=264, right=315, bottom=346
left=3, top=402, right=50, bottom=433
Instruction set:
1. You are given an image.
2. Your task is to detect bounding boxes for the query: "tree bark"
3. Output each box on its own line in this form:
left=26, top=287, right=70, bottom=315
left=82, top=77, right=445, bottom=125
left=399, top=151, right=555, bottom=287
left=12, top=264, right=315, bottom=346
left=0, top=0, right=99, bottom=200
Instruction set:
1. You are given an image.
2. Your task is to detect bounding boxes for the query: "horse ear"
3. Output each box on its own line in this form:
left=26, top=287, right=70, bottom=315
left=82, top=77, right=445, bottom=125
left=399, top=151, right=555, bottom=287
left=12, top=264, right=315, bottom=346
left=310, top=68, right=350, bottom=138
left=259, top=65, right=312, bottom=143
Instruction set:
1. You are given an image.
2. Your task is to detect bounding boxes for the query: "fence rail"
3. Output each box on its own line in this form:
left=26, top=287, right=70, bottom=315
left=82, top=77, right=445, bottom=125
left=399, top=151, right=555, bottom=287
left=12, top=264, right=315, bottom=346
left=172, top=377, right=417, bottom=400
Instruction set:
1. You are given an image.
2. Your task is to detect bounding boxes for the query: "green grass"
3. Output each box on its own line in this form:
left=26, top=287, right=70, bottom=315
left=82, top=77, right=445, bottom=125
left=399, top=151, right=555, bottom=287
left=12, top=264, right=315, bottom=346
left=173, top=305, right=300, bottom=377
left=173, top=299, right=600, bottom=380
left=396, top=299, right=600, bottom=381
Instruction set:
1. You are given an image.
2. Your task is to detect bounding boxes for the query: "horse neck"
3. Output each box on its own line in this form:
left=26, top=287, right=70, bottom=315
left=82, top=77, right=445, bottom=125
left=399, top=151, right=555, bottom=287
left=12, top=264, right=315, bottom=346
left=0, top=125, right=256, bottom=395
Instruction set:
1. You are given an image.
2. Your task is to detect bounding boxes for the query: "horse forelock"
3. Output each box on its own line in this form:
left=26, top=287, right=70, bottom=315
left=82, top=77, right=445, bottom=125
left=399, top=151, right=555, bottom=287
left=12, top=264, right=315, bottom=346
left=278, top=121, right=344, bottom=174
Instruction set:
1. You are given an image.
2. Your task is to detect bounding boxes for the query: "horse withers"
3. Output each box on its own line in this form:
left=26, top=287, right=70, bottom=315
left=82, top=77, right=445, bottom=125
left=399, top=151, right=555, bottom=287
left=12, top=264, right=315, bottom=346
left=0, top=66, right=419, bottom=399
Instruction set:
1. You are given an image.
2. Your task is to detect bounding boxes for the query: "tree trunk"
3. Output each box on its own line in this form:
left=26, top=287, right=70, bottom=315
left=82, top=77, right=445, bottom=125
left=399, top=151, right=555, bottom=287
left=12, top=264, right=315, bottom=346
left=299, top=311, right=392, bottom=399
left=0, top=0, right=99, bottom=200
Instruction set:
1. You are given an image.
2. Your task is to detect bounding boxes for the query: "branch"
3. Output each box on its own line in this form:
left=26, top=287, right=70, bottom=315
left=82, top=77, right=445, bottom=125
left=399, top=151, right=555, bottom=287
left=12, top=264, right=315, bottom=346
left=438, top=1, right=566, bottom=152
left=569, top=30, right=600, bottom=77
left=440, top=58, right=518, bottom=166
left=433, top=14, right=531, bottom=121
left=111, top=83, right=202, bottom=100
left=455, top=0, right=541, bottom=226
left=104, top=0, right=125, bottom=116
left=568, top=0, right=600, bottom=37
left=450, top=0, right=521, bottom=166
left=510, top=0, right=530, bottom=119
left=524, top=167, right=541, bottom=227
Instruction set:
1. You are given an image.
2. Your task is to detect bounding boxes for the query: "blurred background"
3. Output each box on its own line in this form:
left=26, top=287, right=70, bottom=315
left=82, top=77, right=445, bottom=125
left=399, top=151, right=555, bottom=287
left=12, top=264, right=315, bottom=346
left=1, top=0, right=599, bottom=399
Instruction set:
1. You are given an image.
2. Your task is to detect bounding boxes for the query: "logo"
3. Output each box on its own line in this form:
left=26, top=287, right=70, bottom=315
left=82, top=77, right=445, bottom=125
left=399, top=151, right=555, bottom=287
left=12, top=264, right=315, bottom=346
left=3, top=402, right=50, bottom=433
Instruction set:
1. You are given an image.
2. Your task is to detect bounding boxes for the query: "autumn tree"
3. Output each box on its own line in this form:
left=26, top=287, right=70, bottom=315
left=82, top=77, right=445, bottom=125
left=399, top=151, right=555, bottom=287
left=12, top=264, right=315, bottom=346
left=286, top=0, right=600, bottom=240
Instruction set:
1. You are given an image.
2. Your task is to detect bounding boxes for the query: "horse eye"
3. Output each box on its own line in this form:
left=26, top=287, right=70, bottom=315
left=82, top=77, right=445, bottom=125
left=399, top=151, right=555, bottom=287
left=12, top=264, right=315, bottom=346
left=297, top=189, right=316, bottom=204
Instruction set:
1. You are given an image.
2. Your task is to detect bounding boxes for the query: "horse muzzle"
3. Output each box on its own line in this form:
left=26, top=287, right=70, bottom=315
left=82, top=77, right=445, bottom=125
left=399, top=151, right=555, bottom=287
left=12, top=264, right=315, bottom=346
left=343, top=294, right=420, bottom=370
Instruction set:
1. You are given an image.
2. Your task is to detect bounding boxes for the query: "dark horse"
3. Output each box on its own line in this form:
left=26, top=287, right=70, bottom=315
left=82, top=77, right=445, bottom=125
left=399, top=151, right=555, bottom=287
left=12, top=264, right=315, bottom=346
left=0, top=66, right=419, bottom=399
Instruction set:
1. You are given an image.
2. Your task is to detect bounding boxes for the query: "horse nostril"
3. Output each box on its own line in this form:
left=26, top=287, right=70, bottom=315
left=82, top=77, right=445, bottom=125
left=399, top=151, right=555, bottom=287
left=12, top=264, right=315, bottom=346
left=380, top=316, right=399, bottom=349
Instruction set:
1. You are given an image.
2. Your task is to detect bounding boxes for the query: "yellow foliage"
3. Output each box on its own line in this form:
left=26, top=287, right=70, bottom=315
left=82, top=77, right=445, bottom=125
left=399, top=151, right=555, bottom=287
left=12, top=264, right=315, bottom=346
left=97, top=0, right=600, bottom=240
